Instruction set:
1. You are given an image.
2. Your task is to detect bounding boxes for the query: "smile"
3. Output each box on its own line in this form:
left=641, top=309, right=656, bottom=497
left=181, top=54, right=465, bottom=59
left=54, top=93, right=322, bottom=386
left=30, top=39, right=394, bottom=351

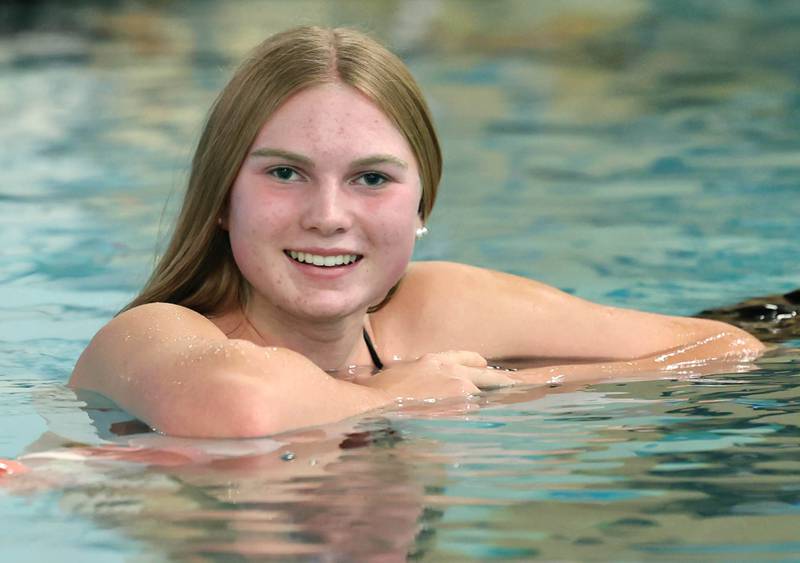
left=285, top=250, right=362, bottom=267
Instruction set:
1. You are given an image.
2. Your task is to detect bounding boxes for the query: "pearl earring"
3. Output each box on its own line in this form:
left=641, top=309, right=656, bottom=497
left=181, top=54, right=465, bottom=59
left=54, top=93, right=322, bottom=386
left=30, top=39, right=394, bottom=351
left=415, top=226, right=428, bottom=239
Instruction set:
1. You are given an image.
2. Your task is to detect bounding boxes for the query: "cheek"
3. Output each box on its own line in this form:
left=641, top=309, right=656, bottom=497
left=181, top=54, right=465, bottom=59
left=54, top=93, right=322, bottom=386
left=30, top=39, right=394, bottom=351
left=384, top=234, right=416, bottom=280
left=378, top=213, right=416, bottom=248
left=228, top=201, right=285, bottom=277
left=372, top=205, right=418, bottom=275
left=230, top=191, right=290, bottom=243
left=228, top=231, right=262, bottom=284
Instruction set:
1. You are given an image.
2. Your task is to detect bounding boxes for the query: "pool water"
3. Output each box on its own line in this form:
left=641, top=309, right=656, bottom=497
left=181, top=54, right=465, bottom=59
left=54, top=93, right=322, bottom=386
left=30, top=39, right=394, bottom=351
left=1, top=1, right=799, bottom=560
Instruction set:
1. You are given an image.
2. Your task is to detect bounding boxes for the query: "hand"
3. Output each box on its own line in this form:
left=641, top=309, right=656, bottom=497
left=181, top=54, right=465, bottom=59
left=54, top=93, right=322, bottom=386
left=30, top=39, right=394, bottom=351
left=360, top=351, right=517, bottom=401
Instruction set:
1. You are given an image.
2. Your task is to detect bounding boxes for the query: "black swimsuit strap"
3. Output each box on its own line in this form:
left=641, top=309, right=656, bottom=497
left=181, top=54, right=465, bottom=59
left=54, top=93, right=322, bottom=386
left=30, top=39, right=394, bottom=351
left=362, top=328, right=384, bottom=370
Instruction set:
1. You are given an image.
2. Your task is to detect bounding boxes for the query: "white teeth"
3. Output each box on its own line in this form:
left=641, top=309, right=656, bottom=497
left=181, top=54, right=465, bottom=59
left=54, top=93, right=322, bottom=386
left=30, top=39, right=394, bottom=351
left=286, top=251, right=360, bottom=267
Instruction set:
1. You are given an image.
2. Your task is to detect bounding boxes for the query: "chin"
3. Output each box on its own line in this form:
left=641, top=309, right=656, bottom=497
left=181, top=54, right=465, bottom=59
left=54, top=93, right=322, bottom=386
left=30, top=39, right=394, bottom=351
left=289, top=294, right=372, bottom=322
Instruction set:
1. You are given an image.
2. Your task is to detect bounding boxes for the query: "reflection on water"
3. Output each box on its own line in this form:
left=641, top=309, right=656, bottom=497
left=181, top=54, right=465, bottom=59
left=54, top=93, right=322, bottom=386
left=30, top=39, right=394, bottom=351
left=1, top=0, right=800, bottom=560
left=4, top=361, right=799, bottom=560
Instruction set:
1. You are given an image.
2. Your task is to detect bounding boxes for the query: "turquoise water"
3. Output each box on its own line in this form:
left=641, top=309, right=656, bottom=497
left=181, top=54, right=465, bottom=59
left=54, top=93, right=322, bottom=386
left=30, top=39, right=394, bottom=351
left=1, top=1, right=799, bottom=560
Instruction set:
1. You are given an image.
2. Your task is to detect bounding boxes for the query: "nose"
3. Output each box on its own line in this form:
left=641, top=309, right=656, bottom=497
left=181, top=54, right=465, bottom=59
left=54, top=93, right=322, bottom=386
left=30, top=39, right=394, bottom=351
left=299, top=179, right=353, bottom=235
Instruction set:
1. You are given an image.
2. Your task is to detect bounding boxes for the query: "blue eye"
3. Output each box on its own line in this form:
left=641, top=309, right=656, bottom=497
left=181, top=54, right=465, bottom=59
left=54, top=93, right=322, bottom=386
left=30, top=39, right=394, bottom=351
left=268, top=167, right=301, bottom=181
left=354, top=172, right=389, bottom=188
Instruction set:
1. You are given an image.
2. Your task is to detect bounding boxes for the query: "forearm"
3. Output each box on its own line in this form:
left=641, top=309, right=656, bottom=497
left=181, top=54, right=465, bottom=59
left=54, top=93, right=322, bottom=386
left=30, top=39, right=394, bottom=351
left=234, top=342, right=394, bottom=436
left=515, top=324, right=765, bottom=385
left=88, top=339, right=393, bottom=439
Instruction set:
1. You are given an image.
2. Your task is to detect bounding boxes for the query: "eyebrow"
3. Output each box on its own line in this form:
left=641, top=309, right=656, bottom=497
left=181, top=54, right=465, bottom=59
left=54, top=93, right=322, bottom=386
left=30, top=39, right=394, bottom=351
left=249, top=148, right=408, bottom=170
left=249, top=148, right=314, bottom=167
left=351, top=155, right=408, bottom=169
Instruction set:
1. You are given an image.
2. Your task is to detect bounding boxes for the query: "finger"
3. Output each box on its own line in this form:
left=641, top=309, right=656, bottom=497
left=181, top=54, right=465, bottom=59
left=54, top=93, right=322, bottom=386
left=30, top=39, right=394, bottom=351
left=434, top=350, right=488, bottom=368
left=463, top=367, right=518, bottom=390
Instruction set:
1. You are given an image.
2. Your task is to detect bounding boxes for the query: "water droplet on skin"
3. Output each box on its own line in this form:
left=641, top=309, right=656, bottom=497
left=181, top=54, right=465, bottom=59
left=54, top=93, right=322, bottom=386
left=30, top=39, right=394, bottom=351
left=281, top=451, right=296, bottom=462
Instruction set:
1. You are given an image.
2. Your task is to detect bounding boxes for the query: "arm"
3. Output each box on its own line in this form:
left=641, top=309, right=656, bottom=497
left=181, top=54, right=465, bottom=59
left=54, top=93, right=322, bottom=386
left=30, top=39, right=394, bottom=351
left=513, top=329, right=761, bottom=385
left=389, top=262, right=764, bottom=377
left=70, top=303, right=392, bottom=438
left=70, top=303, right=514, bottom=438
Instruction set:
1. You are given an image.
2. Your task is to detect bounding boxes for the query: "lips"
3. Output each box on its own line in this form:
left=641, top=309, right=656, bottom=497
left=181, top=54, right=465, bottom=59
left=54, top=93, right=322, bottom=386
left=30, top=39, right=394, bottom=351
left=285, top=250, right=363, bottom=267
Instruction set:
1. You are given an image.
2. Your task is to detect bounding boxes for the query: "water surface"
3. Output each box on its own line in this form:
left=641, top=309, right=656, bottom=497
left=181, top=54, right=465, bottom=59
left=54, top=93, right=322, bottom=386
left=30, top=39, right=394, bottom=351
left=1, top=1, right=799, bottom=560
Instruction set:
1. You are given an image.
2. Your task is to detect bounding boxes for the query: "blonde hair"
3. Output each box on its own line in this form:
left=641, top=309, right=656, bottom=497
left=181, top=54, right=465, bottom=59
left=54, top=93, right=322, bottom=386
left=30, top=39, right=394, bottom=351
left=123, top=26, right=441, bottom=315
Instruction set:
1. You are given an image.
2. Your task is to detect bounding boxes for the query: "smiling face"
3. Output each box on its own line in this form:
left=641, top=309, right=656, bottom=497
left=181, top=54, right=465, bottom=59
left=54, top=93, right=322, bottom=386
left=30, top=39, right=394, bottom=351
left=225, top=82, right=423, bottom=323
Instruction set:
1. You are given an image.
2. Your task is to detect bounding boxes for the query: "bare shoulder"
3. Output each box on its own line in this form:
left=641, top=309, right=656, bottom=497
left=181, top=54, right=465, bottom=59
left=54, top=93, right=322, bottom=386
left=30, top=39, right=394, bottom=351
left=70, top=302, right=227, bottom=390
left=395, top=261, right=570, bottom=316
left=404, top=260, right=476, bottom=287
left=376, top=261, right=571, bottom=358
left=403, top=260, right=560, bottom=296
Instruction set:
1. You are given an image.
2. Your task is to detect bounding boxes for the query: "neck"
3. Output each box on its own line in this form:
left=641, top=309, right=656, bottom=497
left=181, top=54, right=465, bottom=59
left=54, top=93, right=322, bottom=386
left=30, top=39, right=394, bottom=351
left=240, top=297, right=371, bottom=372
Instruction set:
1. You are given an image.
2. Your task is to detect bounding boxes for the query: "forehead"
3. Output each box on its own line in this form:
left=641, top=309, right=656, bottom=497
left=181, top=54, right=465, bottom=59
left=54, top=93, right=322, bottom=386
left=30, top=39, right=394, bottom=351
left=250, top=83, right=416, bottom=162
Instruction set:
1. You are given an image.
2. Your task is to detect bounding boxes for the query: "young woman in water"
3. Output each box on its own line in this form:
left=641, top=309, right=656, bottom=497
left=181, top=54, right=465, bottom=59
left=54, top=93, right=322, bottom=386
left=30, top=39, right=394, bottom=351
left=69, top=26, right=764, bottom=439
